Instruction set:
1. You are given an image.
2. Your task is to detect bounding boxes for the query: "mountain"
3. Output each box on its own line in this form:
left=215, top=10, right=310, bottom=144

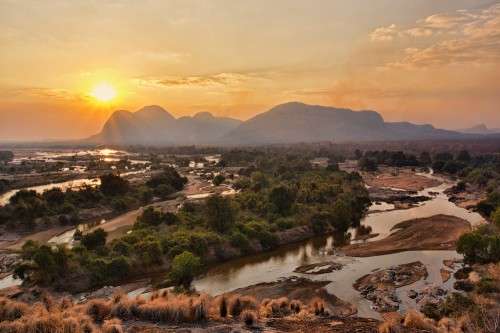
left=222, top=102, right=467, bottom=144
left=89, top=102, right=473, bottom=145
left=458, top=124, right=500, bottom=135
left=88, top=105, right=242, bottom=145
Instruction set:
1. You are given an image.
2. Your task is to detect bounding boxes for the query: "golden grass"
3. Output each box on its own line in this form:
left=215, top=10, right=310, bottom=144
left=0, top=289, right=341, bottom=331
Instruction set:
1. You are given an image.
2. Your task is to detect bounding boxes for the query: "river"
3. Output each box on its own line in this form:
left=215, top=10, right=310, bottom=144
left=193, top=172, right=485, bottom=319
left=0, top=171, right=485, bottom=318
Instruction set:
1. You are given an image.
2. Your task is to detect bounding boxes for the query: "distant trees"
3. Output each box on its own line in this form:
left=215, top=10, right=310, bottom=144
left=268, top=186, right=295, bottom=215
left=99, top=174, right=130, bottom=196
left=146, top=167, right=187, bottom=199
left=206, top=195, right=234, bottom=233
left=0, top=150, right=14, bottom=163
left=212, top=174, right=225, bottom=186
left=358, top=157, right=378, bottom=171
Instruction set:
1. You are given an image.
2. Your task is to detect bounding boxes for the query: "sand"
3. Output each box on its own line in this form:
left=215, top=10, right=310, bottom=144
left=343, top=214, right=471, bottom=257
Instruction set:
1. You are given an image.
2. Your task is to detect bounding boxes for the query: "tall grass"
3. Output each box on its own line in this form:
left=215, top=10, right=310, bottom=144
left=0, top=290, right=333, bottom=331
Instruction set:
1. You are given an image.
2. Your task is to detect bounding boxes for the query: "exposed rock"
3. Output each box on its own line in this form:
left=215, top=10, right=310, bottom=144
left=294, top=262, right=343, bottom=275
left=354, top=262, right=428, bottom=313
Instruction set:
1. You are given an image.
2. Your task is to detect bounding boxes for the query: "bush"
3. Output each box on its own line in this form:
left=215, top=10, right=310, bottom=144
left=81, top=228, right=107, bottom=250
left=213, top=174, right=225, bottom=186
left=168, top=251, right=202, bottom=288
left=100, top=174, right=129, bottom=196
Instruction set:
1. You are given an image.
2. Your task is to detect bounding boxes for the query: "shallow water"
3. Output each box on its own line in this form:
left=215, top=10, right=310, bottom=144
left=193, top=172, right=484, bottom=319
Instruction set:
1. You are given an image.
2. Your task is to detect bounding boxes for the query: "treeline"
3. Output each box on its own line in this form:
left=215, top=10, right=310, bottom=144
left=15, top=152, right=370, bottom=291
left=0, top=167, right=186, bottom=231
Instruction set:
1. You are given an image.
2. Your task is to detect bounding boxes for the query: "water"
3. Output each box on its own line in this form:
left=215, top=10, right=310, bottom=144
left=0, top=167, right=149, bottom=206
left=193, top=172, right=484, bottom=319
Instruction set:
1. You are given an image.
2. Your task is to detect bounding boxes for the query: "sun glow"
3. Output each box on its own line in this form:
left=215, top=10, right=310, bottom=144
left=90, top=83, right=117, bottom=102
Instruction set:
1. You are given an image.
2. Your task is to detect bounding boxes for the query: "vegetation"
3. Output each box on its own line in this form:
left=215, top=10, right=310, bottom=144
left=0, top=168, right=186, bottom=231
left=14, top=151, right=369, bottom=291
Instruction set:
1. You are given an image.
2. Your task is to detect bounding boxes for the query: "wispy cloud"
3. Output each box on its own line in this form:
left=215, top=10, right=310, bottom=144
left=369, top=3, right=500, bottom=68
left=369, top=24, right=398, bottom=42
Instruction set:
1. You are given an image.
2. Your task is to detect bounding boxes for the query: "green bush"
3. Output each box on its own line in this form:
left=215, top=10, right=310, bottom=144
left=168, top=251, right=202, bottom=288
left=81, top=228, right=107, bottom=250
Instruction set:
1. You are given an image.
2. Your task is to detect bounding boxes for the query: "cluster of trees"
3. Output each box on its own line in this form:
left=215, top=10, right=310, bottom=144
left=15, top=152, right=370, bottom=291
left=0, top=150, right=14, bottom=163
left=355, top=149, right=481, bottom=174
left=0, top=167, right=186, bottom=231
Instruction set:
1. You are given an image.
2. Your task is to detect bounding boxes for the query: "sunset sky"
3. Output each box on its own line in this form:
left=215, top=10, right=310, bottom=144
left=1, top=0, right=499, bottom=140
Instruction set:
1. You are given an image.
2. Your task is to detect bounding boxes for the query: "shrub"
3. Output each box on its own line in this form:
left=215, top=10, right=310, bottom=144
left=213, top=174, right=225, bottom=186
left=168, top=251, right=202, bottom=288
left=241, top=309, right=257, bottom=327
left=86, top=299, right=111, bottom=323
left=81, top=228, right=107, bottom=250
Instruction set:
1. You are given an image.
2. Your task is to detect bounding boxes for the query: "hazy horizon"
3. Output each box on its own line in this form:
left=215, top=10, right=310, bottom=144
left=1, top=0, right=500, bottom=140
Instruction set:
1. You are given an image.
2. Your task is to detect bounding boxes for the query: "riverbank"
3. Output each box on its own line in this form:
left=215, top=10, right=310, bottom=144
left=343, top=214, right=471, bottom=257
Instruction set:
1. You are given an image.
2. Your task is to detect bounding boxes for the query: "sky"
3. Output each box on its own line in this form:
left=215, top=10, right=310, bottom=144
left=1, top=0, right=499, bottom=140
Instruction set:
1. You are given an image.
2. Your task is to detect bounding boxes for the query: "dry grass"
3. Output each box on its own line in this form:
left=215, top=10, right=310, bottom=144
left=0, top=290, right=339, bottom=332
left=241, top=309, right=258, bottom=327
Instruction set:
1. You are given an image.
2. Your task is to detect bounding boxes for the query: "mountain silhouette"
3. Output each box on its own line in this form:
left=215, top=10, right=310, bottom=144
left=89, top=102, right=472, bottom=145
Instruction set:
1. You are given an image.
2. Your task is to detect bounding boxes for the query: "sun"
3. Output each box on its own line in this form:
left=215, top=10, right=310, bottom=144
left=90, top=82, right=117, bottom=102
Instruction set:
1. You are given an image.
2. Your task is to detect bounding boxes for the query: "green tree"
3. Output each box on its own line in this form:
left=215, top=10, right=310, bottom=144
left=492, top=207, right=500, bottom=228
left=212, top=174, right=225, bottom=186
left=269, top=186, right=295, bottom=215
left=168, top=251, right=202, bottom=288
left=206, top=195, right=234, bottom=233
left=99, top=174, right=129, bottom=196
left=81, top=228, right=107, bottom=250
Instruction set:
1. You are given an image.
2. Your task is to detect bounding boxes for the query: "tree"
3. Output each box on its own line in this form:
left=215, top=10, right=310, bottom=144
left=310, top=212, right=331, bottom=235
left=206, top=195, right=234, bottom=233
left=456, top=150, right=471, bottom=163
left=269, top=186, right=295, bottom=215
left=168, top=251, right=202, bottom=288
left=330, top=198, right=353, bottom=233
left=0, top=150, right=14, bottom=163
left=137, top=207, right=163, bottom=226
left=212, top=174, right=225, bottom=186
left=492, top=207, right=500, bottom=228
left=99, top=174, right=129, bottom=196
left=419, top=152, right=432, bottom=165
left=358, top=157, right=378, bottom=172
left=81, top=228, right=107, bottom=250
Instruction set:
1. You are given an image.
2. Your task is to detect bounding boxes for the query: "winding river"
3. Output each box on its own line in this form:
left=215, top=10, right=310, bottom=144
left=193, top=172, right=484, bottom=319
left=0, top=171, right=485, bottom=319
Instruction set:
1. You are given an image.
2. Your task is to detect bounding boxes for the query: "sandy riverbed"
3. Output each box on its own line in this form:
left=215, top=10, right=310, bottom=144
left=343, top=214, right=471, bottom=257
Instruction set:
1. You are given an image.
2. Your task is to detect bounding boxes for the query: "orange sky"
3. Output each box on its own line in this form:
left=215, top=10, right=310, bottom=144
left=1, top=0, right=499, bottom=140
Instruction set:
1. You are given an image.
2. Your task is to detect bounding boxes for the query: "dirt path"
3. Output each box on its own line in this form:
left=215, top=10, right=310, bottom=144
left=343, top=214, right=471, bottom=257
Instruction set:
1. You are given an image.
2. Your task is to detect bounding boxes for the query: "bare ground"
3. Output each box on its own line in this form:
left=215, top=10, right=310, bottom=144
left=343, top=214, right=471, bottom=257
left=363, top=168, right=442, bottom=191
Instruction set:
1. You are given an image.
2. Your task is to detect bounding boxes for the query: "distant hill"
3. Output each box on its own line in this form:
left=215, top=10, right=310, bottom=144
left=458, top=124, right=500, bottom=135
left=88, top=102, right=473, bottom=146
left=87, top=105, right=242, bottom=145
left=222, top=102, right=468, bottom=144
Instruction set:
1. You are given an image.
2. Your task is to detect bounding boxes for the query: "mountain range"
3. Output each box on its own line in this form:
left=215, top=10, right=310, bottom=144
left=457, top=124, right=500, bottom=135
left=87, top=102, right=479, bottom=146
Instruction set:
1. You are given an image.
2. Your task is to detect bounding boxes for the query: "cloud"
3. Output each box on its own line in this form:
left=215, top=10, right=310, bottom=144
left=375, top=3, right=500, bottom=68
left=369, top=24, right=398, bottom=42
left=133, top=72, right=261, bottom=89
